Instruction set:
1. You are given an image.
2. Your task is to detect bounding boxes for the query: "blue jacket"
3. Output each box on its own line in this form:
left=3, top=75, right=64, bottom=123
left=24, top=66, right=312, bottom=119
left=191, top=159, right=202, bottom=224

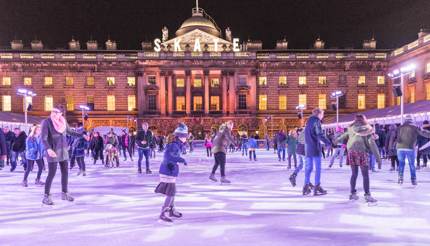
left=72, top=137, right=87, bottom=158
left=248, top=138, right=258, bottom=149
left=159, top=140, right=187, bottom=177
left=25, top=136, right=44, bottom=160
left=304, top=115, right=331, bottom=157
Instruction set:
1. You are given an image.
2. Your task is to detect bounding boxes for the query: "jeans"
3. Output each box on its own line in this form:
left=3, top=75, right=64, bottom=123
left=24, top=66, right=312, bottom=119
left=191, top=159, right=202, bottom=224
left=24, top=159, right=44, bottom=181
left=44, top=161, right=69, bottom=195
left=76, top=156, right=86, bottom=171
left=397, top=149, right=416, bottom=181
left=249, top=150, right=256, bottom=161
left=122, top=145, right=133, bottom=160
left=288, top=152, right=297, bottom=168
left=242, top=146, right=248, bottom=156
left=138, top=148, right=150, bottom=171
left=330, top=147, right=345, bottom=167
left=277, top=147, right=286, bottom=161
left=293, top=154, right=305, bottom=176
left=305, top=156, right=322, bottom=186
left=350, top=165, right=370, bottom=195
left=369, top=154, right=376, bottom=170
left=11, top=151, right=27, bottom=171
left=212, top=152, right=226, bottom=177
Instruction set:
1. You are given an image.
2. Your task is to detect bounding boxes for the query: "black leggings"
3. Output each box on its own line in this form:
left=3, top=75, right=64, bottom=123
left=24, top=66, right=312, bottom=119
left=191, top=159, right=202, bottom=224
left=288, top=153, right=297, bottom=167
left=391, top=156, right=399, bottom=169
left=417, top=152, right=429, bottom=166
left=93, top=149, right=104, bottom=164
left=212, top=152, right=226, bottom=177
left=206, top=147, right=212, bottom=157
left=24, top=159, right=44, bottom=181
left=350, top=165, right=370, bottom=195
left=76, top=156, right=85, bottom=171
left=44, top=161, right=69, bottom=195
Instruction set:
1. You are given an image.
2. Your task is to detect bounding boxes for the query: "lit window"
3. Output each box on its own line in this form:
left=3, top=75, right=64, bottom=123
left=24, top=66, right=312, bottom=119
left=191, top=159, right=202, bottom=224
left=396, top=97, right=401, bottom=106
left=259, top=77, right=267, bottom=86
left=127, top=77, right=136, bottom=87
left=2, top=95, right=11, bottom=111
left=299, top=76, right=307, bottom=85
left=65, top=76, right=74, bottom=86
left=259, top=95, right=267, bottom=110
left=427, top=63, right=430, bottom=73
left=358, top=76, right=366, bottom=85
left=193, top=78, right=202, bottom=87
left=210, top=78, right=220, bottom=87
left=408, top=85, right=416, bottom=103
left=318, top=76, right=327, bottom=85
left=426, top=83, right=430, bottom=100
left=377, top=94, right=385, bottom=109
left=107, top=95, right=115, bottom=111
left=377, top=76, right=385, bottom=85
left=44, top=77, right=53, bottom=86
left=239, top=94, right=247, bottom=109
left=148, top=76, right=156, bottom=85
left=358, top=94, right=366, bottom=109
left=210, top=96, right=220, bottom=110
left=24, top=77, right=32, bottom=86
left=107, top=77, right=115, bottom=86
left=128, top=95, right=136, bottom=111
left=44, top=96, right=53, bottom=111
left=148, top=95, right=157, bottom=110
left=176, top=96, right=185, bottom=111
left=66, top=96, right=74, bottom=111
left=279, top=95, right=287, bottom=110
left=299, top=94, right=307, bottom=106
left=176, top=78, right=185, bottom=87
left=279, top=76, right=287, bottom=86
left=86, top=77, right=95, bottom=86
left=2, top=77, right=11, bottom=86
left=87, top=96, right=94, bottom=107
left=193, top=96, right=203, bottom=110
left=410, top=70, right=416, bottom=79
left=318, top=94, right=327, bottom=109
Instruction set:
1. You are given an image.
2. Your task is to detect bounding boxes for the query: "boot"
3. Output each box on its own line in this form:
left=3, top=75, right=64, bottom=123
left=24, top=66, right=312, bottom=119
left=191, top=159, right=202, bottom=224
left=138, top=168, right=142, bottom=174
left=389, top=167, right=395, bottom=171
left=61, top=192, right=74, bottom=202
left=412, top=179, right=417, bottom=186
left=77, top=170, right=82, bottom=176
left=83, top=171, right=87, bottom=177
left=416, top=165, right=421, bottom=170
left=309, top=182, right=315, bottom=189
left=35, top=179, right=45, bottom=185
left=314, top=185, right=328, bottom=196
left=287, top=165, right=291, bottom=170
left=302, top=184, right=312, bottom=196
left=398, top=176, right=403, bottom=184
left=169, top=206, right=183, bottom=218
left=289, top=173, right=297, bottom=187
left=349, top=193, right=359, bottom=201
left=22, top=180, right=28, bottom=187
left=159, top=207, right=173, bottom=223
left=146, top=169, right=152, bottom=174
left=42, top=194, right=54, bottom=205
left=209, top=174, right=218, bottom=182
left=364, top=194, right=377, bottom=203
left=220, top=176, right=231, bottom=184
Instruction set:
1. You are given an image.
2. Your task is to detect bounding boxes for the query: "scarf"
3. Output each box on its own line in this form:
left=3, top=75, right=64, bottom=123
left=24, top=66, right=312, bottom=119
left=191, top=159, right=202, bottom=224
left=51, top=114, right=66, bottom=134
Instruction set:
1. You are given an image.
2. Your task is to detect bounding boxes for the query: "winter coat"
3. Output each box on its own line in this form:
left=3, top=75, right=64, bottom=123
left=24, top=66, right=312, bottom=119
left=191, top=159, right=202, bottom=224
left=120, top=134, right=129, bottom=148
left=275, top=132, right=287, bottom=149
left=91, top=136, right=104, bottom=151
left=296, top=132, right=305, bottom=156
left=248, top=138, right=258, bottom=149
left=41, top=118, right=83, bottom=163
left=106, top=135, right=119, bottom=147
left=396, top=121, right=430, bottom=150
left=385, top=125, right=398, bottom=157
left=159, top=140, right=187, bottom=177
left=304, top=115, right=331, bottom=157
left=212, top=125, right=236, bottom=154
left=286, top=135, right=298, bottom=154
left=12, top=132, right=27, bottom=153
left=136, top=130, right=153, bottom=149
left=418, top=126, right=430, bottom=154
left=25, top=136, right=44, bottom=160
left=0, top=130, right=7, bottom=156
left=72, top=137, right=87, bottom=158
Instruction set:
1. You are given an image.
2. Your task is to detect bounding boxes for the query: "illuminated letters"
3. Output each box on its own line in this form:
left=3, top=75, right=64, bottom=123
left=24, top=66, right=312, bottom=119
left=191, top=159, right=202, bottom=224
left=174, top=38, right=182, bottom=52
left=233, top=38, right=240, bottom=52
left=193, top=38, right=201, bottom=52
left=154, top=38, right=162, bottom=52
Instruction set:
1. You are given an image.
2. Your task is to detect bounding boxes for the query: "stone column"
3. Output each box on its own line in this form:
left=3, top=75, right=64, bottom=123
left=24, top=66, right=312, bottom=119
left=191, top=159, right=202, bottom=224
left=159, top=71, right=166, bottom=116
left=249, top=69, right=257, bottom=113
left=185, top=70, right=191, bottom=115
left=137, top=71, right=145, bottom=117
left=167, top=72, right=173, bottom=115
left=228, top=71, right=236, bottom=114
left=222, top=71, right=228, bottom=114
left=204, top=70, right=210, bottom=114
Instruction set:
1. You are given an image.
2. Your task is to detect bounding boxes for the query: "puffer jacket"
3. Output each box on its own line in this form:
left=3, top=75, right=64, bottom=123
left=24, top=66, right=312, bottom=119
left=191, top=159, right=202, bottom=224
left=248, top=137, right=258, bottom=149
left=25, top=136, right=44, bottom=160
left=12, top=131, right=27, bottom=152
left=159, top=139, right=187, bottom=177
left=212, top=124, right=236, bottom=154
left=304, top=115, right=331, bottom=157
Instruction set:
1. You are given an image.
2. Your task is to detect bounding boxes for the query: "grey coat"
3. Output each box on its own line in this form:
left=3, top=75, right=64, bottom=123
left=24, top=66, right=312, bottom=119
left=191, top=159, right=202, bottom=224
left=41, top=118, right=82, bottom=163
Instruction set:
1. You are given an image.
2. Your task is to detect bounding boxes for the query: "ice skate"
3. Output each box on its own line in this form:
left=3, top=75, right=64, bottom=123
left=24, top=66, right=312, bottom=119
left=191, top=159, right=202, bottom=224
left=314, top=185, right=327, bottom=196
left=365, top=194, right=377, bottom=205
left=61, top=192, right=74, bottom=202
left=35, top=179, right=45, bottom=185
left=349, top=193, right=359, bottom=201
left=302, top=184, right=312, bottom=196
left=289, top=173, right=297, bottom=187
left=22, top=180, right=28, bottom=187
left=209, top=174, right=218, bottom=182
left=159, top=208, right=173, bottom=223
left=220, top=176, right=231, bottom=184
left=42, top=194, right=54, bottom=205
left=169, top=206, right=183, bottom=218
left=412, top=179, right=417, bottom=186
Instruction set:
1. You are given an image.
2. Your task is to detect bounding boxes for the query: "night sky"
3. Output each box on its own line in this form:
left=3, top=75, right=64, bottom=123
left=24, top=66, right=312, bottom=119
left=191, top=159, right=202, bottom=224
left=0, top=0, right=429, bottom=50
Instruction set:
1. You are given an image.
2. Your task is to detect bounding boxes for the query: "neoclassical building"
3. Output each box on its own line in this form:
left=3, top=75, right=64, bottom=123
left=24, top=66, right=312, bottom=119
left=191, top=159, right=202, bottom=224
left=0, top=4, right=429, bottom=138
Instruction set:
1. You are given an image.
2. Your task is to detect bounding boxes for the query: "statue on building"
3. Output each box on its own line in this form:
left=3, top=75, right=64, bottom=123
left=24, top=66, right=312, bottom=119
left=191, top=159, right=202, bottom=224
left=162, top=26, right=169, bottom=42
left=225, top=27, right=232, bottom=42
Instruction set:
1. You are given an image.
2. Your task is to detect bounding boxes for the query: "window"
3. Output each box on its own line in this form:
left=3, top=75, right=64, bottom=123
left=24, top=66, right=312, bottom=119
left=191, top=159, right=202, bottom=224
left=66, top=95, right=74, bottom=111
left=65, top=76, right=74, bottom=86
left=299, top=94, right=307, bottom=107
left=318, top=94, right=327, bottom=109
left=318, top=76, right=327, bottom=85
left=148, top=76, right=156, bottom=85
left=128, top=95, right=136, bottom=111
left=148, top=95, right=157, bottom=110
left=377, top=76, right=385, bottom=85
left=210, top=78, right=220, bottom=87
left=176, top=78, right=185, bottom=88
left=210, top=96, right=220, bottom=111
left=193, top=78, right=202, bottom=87
left=87, top=96, right=94, bottom=110
left=239, top=76, right=247, bottom=85
left=358, top=75, right=366, bottom=85
left=107, top=95, right=115, bottom=111
left=107, top=77, right=115, bottom=86
left=86, top=76, right=95, bottom=86
left=357, top=94, right=366, bottom=109
left=176, top=96, right=185, bottom=111
left=2, top=95, right=11, bottom=111
left=193, top=96, right=203, bottom=111
left=299, top=76, right=307, bottom=85
left=279, top=95, right=287, bottom=110
left=2, top=77, right=11, bottom=86
left=377, top=94, right=385, bottom=109
left=24, top=77, right=32, bottom=86
left=44, top=96, right=53, bottom=111
left=44, top=77, right=53, bottom=86
left=259, top=95, right=267, bottom=110
left=127, top=77, right=136, bottom=87
left=259, top=77, right=267, bottom=86
left=426, top=83, right=430, bottom=100
left=239, top=94, right=247, bottom=109
left=279, top=76, right=287, bottom=86
left=427, top=63, right=430, bottom=73
left=408, top=85, right=416, bottom=103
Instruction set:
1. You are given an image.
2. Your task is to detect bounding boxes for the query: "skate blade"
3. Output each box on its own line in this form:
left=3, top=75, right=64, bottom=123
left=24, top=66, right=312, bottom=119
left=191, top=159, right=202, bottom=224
left=367, top=202, right=378, bottom=207
left=157, top=220, right=174, bottom=225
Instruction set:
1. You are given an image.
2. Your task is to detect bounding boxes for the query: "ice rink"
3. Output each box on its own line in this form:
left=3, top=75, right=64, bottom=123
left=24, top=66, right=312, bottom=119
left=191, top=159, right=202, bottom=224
left=1, top=148, right=430, bottom=246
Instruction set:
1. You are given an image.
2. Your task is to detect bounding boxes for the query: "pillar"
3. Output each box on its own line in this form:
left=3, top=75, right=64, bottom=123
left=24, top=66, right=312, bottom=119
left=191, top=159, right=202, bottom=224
left=137, top=71, right=145, bottom=117
left=222, top=71, right=228, bottom=114
left=228, top=71, right=236, bottom=114
left=167, top=72, right=173, bottom=115
left=185, top=70, right=191, bottom=115
left=159, top=71, right=166, bottom=116
left=204, top=70, right=210, bottom=114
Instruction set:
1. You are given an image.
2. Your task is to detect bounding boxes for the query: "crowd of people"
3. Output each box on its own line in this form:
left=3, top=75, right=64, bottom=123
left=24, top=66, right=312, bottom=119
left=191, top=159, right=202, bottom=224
left=1, top=104, right=430, bottom=223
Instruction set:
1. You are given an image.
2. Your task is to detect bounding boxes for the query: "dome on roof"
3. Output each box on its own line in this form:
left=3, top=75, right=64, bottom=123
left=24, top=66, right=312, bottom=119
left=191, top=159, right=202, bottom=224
left=175, top=7, right=221, bottom=37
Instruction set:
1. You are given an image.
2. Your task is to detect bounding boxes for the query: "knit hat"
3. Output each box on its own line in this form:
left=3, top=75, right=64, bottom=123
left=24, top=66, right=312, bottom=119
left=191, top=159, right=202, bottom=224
left=174, top=123, right=188, bottom=138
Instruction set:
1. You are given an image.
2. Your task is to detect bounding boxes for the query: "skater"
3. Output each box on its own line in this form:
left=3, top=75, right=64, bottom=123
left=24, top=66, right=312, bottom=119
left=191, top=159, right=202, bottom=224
left=334, top=114, right=381, bottom=203
left=90, top=131, right=104, bottom=165
left=41, top=105, right=87, bottom=205
left=120, top=129, right=133, bottom=161
left=73, top=129, right=88, bottom=176
left=3, top=126, right=14, bottom=167
left=417, top=120, right=430, bottom=168
left=105, top=131, right=120, bottom=168
left=0, top=128, right=7, bottom=170
left=385, top=124, right=399, bottom=171
left=289, top=128, right=308, bottom=187
left=286, top=130, right=298, bottom=169
left=155, top=123, right=189, bottom=223
left=240, top=133, right=249, bottom=156
left=209, top=121, right=236, bottom=183
left=187, top=133, right=194, bottom=153
left=396, top=115, right=430, bottom=185
left=275, top=130, right=287, bottom=162
left=136, top=122, right=153, bottom=174
left=10, top=128, right=27, bottom=172
left=303, top=108, right=332, bottom=196
left=22, top=125, right=45, bottom=187
left=329, top=127, right=346, bottom=168
left=204, top=133, right=213, bottom=157
left=248, top=134, right=257, bottom=161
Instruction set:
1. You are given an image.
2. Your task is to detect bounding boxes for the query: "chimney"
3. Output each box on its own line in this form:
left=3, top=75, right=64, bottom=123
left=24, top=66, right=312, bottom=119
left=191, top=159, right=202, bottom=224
left=105, top=39, right=117, bottom=50
left=314, top=38, right=325, bottom=49
left=11, top=40, right=24, bottom=50
left=141, top=41, right=153, bottom=51
left=86, top=40, right=98, bottom=50
left=363, top=37, right=376, bottom=49
left=245, top=39, right=263, bottom=51
left=31, top=40, right=43, bottom=50
left=418, top=28, right=430, bottom=38
left=276, top=38, right=288, bottom=49
left=68, top=38, right=81, bottom=50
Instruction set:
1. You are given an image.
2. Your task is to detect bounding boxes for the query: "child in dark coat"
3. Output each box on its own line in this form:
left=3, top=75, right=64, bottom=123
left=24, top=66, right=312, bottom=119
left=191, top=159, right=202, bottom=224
left=155, top=123, right=188, bottom=223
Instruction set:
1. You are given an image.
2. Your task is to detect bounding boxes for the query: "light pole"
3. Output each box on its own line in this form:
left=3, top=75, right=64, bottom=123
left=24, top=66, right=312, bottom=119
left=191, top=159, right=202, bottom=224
left=17, top=88, right=36, bottom=125
left=79, top=105, right=90, bottom=128
left=330, top=90, right=345, bottom=126
left=388, top=63, right=416, bottom=124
